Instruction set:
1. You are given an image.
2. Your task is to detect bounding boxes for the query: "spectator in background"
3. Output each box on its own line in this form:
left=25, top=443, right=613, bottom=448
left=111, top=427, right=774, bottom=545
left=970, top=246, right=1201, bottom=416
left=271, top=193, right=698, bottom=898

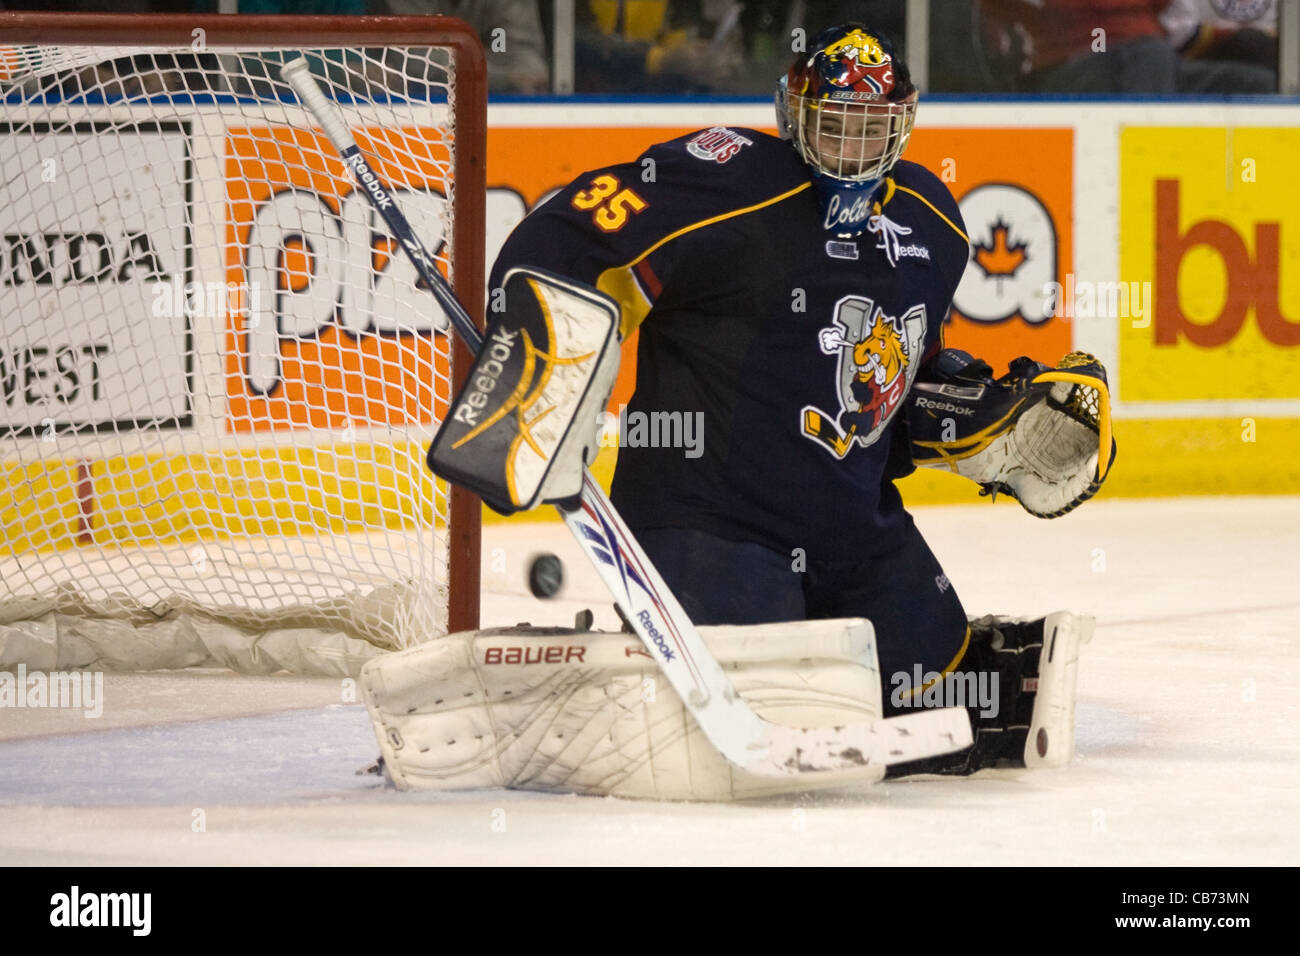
left=0, top=0, right=218, bottom=93
left=242, top=0, right=367, bottom=11
left=572, top=1, right=905, bottom=95
left=0, top=1, right=211, bottom=8
left=376, top=1, right=550, bottom=93
left=931, top=0, right=1002, bottom=92
left=737, top=1, right=906, bottom=94
left=979, top=0, right=1275, bottom=93
left=574, top=0, right=748, bottom=93
left=1160, top=0, right=1277, bottom=77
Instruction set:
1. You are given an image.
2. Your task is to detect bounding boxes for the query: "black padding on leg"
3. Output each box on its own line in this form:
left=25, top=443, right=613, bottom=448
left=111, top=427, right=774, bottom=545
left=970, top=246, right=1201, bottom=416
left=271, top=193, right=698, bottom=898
left=885, top=617, right=1046, bottom=778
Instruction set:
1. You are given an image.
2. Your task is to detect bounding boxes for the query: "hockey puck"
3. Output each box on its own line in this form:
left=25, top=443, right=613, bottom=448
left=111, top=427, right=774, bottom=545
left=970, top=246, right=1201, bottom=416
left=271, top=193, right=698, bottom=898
left=527, top=553, right=564, bottom=599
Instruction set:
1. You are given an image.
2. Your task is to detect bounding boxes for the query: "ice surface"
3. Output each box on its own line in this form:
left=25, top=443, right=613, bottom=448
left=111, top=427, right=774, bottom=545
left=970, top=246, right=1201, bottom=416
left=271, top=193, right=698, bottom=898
left=2, top=497, right=1297, bottom=865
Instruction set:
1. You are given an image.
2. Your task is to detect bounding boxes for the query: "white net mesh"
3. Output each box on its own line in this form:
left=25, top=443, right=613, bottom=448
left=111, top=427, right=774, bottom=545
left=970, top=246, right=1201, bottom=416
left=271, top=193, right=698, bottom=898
left=1, top=36, right=476, bottom=674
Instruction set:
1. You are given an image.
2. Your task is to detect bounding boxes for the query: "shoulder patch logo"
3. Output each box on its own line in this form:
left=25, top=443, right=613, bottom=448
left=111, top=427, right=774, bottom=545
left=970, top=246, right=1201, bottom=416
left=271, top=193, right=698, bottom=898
left=685, top=127, right=753, bottom=164
left=801, top=296, right=927, bottom=458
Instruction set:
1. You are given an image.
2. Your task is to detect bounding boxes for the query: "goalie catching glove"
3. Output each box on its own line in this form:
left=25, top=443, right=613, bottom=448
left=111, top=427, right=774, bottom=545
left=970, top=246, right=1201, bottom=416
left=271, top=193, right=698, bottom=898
left=906, top=350, right=1116, bottom=518
left=428, top=268, right=621, bottom=514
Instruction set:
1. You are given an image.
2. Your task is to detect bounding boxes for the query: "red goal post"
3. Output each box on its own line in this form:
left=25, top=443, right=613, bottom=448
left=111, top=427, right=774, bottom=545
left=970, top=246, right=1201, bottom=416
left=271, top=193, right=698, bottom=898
left=0, top=13, right=484, bottom=673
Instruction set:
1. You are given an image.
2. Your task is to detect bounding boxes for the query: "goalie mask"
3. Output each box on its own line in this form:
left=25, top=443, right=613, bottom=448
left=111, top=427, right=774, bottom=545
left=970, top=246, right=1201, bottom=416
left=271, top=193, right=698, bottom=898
left=776, top=24, right=917, bottom=236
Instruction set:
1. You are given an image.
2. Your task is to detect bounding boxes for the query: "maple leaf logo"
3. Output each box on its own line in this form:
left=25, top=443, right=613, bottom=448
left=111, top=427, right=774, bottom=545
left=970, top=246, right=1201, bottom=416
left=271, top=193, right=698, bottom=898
left=972, top=218, right=1028, bottom=279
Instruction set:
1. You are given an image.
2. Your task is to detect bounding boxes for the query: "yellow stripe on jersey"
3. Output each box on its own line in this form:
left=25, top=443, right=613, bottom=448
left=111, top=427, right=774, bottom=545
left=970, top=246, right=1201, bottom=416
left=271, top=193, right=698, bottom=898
left=880, top=177, right=897, bottom=206
left=597, top=265, right=655, bottom=340
left=596, top=181, right=812, bottom=337
left=897, top=625, right=973, bottom=700
left=891, top=184, right=970, bottom=244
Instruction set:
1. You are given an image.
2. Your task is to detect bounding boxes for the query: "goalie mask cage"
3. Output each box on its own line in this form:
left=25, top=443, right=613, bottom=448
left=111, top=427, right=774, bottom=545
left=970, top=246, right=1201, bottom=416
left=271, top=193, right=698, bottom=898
left=0, top=13, right=484, bottom=675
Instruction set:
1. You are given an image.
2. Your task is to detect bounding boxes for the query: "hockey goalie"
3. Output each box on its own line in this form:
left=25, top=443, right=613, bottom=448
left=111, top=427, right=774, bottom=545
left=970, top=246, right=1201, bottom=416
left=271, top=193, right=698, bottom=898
left=366, top=22, right=1116, bottom=800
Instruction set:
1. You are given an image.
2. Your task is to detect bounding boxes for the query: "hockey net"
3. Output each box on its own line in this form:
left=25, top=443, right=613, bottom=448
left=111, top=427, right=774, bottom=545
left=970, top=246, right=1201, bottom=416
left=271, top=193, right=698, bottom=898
left=0, top=14, right=484, bottom=676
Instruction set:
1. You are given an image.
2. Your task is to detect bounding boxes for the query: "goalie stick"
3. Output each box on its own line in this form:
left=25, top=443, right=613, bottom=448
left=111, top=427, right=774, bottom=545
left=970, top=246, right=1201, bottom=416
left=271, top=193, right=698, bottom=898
left=281, top=56, right=971, bottom=777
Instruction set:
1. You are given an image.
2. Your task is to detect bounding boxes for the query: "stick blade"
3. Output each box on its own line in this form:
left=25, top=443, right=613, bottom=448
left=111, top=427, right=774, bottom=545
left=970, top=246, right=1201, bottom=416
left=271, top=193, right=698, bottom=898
left=746, top=707, right=973, bottom=777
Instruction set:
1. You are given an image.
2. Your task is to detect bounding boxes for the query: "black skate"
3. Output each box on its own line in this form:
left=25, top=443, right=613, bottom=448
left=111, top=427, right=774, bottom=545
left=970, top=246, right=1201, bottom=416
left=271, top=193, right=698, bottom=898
left=887, top=611, right=1093, bottom=776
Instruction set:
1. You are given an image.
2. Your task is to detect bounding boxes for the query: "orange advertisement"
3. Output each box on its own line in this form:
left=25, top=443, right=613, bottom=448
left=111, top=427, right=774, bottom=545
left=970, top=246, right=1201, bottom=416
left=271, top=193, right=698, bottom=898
left=906, top=128, right=1074, bottom=374
left=224, top=126, right=452, bottom=433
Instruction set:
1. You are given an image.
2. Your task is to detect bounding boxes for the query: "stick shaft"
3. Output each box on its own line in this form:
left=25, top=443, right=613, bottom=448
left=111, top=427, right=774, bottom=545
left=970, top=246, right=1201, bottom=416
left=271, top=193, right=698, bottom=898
left=282, top=57, right=483, bottom=352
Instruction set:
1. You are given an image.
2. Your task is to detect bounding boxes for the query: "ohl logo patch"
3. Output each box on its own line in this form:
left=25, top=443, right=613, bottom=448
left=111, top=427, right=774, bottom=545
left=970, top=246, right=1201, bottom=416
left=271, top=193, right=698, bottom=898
left=802, top=295, right=927, bottom=458
left=685, top=127, right=753, bottom=164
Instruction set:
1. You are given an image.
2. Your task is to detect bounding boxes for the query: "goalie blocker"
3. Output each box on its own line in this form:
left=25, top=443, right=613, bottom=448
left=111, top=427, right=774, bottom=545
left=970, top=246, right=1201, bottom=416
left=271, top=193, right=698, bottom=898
left=906, top=349, right=1117, bottom=518
left=428, top=268, right=621, bottom=514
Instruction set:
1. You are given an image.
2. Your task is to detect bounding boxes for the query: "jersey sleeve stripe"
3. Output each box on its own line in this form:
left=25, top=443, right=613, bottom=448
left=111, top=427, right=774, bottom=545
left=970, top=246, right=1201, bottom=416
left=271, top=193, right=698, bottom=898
left=598, top=264, right=655, bottom=338
left=895, top=625, right=972, bottom=701
left=635, top=258, right=663, bottom=298
left=892, top=184, right=970, bottom=244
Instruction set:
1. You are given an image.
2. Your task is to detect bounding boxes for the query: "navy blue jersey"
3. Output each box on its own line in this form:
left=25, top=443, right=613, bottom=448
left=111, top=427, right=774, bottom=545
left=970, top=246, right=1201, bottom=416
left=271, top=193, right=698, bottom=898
left=489, top=127, right=969, bottom=561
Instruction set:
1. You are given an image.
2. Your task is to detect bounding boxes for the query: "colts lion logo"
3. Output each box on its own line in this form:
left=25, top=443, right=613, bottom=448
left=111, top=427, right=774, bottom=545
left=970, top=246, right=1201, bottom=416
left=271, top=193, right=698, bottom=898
left=802, top=296, right=927, bottom=458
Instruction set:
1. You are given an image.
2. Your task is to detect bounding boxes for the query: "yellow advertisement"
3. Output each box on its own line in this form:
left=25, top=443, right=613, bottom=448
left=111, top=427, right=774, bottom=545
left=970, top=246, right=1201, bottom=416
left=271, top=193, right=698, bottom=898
left=1121, top=127, right=1300, bottom=401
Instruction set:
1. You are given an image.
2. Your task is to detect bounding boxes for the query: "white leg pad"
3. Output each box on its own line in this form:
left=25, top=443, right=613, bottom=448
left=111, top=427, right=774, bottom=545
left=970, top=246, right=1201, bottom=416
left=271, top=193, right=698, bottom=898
left=361, top=618, right=897, bottom=800
left=1023, top=611, right=1095, bottom=768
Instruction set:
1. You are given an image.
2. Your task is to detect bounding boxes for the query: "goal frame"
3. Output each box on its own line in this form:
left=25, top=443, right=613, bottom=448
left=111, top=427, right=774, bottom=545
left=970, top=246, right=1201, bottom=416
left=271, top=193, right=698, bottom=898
left=0, top=11, right=485, bottom=635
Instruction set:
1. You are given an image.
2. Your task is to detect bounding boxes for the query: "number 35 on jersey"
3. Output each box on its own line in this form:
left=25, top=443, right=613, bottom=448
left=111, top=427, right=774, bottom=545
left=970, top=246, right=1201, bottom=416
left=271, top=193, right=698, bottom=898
left=571, top=175, right=648, bottom=232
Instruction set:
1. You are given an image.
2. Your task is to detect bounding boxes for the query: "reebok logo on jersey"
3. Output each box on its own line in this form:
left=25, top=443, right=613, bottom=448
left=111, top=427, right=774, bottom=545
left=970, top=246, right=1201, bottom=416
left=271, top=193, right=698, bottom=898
left=866, top=212, right=924, bottom=267
left=685, top=127, right=753, bottom=164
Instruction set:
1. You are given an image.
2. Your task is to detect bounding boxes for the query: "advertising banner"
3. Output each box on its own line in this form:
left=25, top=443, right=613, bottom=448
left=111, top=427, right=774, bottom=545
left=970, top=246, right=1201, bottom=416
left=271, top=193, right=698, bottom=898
left=1, top=123, right=193, bottom=435
left=224, top=125, right=453, bottom=433
left=1121, top=126, right=1300, bottom=402
left=910, top=128, right=1074, bottom=376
